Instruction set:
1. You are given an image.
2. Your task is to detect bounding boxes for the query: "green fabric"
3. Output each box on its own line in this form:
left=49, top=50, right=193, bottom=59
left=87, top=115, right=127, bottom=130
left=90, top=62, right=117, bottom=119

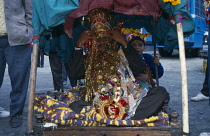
left=39, top=25, right=75, bottom=62
left=32, top=0, right=79, bottom=60
left=32, top=0, right=79, bottom=43
left=159, top=0, right=196, bottom=51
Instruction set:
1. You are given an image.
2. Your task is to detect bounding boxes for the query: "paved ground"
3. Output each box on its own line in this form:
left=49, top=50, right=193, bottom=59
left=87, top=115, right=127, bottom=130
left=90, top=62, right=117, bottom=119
left=0, top=48, right=210, bottom=136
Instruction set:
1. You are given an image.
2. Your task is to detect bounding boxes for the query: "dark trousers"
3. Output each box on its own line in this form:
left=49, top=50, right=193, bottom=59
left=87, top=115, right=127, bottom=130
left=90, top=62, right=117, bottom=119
left=0, top=36, right=32, bottom=117
left=201, top=62, right=209, bottom=96
left=64, top=62, right=77, bottom=87
left=37, top=49, right=44, bottom=67
left=131, top=86, right=170, bottom=120
left=49, top=52, right=63, bottom=92
left=62, top=63, right=67, bottom=82
left=63, top=63, right=77, bottom=87
left=49, top=52, right=77, bottom=91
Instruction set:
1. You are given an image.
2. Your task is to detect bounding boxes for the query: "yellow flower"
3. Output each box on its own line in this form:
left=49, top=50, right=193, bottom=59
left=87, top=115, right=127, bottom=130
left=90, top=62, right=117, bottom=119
left=121, top=28, right=151, bottom=39
left=172, top=0, right=181, bottom=5
left=163, top=0, right=181, bottom=6
left=204, top=1, right=210, bottom=9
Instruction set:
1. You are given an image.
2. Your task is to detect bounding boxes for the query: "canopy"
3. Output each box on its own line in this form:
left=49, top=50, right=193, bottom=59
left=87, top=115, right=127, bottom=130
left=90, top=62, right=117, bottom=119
left=69, top=0, right=162, bottom=19
left=67, top=0, right=195, bottom=51
left=32, top=0, right=195, bottom=51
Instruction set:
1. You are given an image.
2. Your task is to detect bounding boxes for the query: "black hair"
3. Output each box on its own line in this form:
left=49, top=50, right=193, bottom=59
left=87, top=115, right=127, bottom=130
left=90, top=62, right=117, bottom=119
left=128, top=36, right=145, bottom=46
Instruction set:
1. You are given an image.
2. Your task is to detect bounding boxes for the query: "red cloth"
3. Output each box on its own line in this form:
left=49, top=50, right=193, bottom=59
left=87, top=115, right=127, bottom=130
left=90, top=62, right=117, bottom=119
left=69, top=0, right=162, bottom=19
left=65, top=0, right=162, bottom=38
left=63, top=17, right=75, bottom=38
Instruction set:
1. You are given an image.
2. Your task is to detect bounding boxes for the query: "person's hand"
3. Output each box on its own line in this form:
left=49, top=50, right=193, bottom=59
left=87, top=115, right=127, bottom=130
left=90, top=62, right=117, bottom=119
left=136, top=74, right=149, bottom=83
left=110, top=31, right=127, bottom=48
left=153, top=55, right=160, bottom=65
left=76, top=30, right=92, bottom=48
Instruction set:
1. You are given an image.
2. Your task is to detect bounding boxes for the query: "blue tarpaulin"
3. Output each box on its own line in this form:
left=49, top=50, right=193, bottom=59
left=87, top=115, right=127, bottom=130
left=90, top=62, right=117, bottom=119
left=32, top=0, right=79, bottom=42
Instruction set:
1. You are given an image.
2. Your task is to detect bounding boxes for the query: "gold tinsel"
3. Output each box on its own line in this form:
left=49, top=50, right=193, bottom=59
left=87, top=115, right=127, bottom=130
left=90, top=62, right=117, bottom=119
left=84, top=39, right=120, bottom=102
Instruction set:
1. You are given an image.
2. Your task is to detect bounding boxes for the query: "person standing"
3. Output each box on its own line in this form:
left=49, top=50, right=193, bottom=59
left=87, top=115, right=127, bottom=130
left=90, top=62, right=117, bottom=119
left=190, top=61, right=209, bottom=101
left=0, top=0, right=33, bottom=128
left=39, top=24, right=77, bottom=92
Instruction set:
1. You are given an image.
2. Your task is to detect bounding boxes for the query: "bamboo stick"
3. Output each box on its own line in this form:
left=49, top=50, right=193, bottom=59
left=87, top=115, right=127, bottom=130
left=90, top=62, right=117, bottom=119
left=27, top=43, right=39, bottom=133
left=176, top=23, right=189, bottom=135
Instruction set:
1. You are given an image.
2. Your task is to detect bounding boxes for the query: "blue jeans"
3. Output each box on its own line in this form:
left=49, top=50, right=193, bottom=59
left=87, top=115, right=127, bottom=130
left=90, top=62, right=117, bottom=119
left=0, top=36, right=32, bottom=117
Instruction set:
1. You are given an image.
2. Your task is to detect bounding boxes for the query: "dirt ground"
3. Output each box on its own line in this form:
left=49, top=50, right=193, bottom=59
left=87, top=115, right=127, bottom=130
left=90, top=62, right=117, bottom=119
left=0, top=48, right=209, bottom=136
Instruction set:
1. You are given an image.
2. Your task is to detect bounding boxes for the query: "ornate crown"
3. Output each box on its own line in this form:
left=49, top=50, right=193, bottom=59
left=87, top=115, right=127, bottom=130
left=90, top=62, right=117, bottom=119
left=87, top=8, right=113, bottom=37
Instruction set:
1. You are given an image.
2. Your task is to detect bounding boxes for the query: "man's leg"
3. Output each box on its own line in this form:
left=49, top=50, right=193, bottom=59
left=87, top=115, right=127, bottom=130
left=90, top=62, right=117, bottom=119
left=0, top=36, right=10, bottom=118
left=0, top=36, right=7, bottom=88
left=49, top=52, right=63, bottom=92
left=191, top=62, right=209, bottom=101
left=62, top=63, right=67, bottom=83
left=64, top=62, right=77, bottom=87
left=37, top=50, right=41, bottom=67
left=201, top=62, right=209, bottom=96
left=70, top=79, right=77, bottom=87
left=40, top=50, right=44, bottom=67
left=131, top=86, right=170, bottom=120
left=5, top=44, right=32, bottom=118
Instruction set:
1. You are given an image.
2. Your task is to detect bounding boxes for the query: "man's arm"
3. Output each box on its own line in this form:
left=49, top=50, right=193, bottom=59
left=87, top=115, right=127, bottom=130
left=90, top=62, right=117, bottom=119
left=22, top=0, right=32, bottom=29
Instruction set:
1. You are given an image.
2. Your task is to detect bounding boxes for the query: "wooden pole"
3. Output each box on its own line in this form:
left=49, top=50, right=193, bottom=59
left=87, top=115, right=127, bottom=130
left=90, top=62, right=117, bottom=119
left=208, top=24, right=210, bottom=106
left=176, top=23, right=189, bottom=135
left=27, top=43, right=39, bottom=134
left=154, top=44, right=159, bottom=87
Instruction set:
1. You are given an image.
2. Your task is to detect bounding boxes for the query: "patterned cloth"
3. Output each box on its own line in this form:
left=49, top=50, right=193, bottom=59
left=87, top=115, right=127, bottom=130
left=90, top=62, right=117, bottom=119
left=69, top=0, right=162, bottom=20
left=34, top=91, right=169, bottom=127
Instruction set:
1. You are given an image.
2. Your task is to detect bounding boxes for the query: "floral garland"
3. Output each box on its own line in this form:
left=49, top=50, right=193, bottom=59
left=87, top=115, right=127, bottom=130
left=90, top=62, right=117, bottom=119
left=121, top=28, right=151, bottom=41
left=204, top=0, right=210, bottom=9
left=204, top=0, right=210, bottom=24
left=162, top=0, right=181, bottom=6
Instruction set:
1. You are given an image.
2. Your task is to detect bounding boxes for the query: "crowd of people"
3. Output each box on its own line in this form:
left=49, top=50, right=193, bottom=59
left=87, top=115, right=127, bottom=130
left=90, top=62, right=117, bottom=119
left=0, top=3, right=209, bottom=136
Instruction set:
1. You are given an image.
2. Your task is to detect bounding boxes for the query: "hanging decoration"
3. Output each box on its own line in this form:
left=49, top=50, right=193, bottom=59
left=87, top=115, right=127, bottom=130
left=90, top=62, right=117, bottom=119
left=121, top=28, right=151, bottom=42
